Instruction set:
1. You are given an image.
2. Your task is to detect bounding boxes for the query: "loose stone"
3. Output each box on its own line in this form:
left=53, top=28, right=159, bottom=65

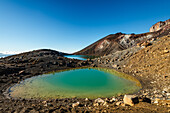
left=72, top=102, right=80, bottom=108
left=123, top=95, right=139, bottom=106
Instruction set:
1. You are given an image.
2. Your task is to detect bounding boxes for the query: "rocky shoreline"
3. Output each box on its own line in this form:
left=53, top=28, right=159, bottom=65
left=0, top=40, right=169, bottom=112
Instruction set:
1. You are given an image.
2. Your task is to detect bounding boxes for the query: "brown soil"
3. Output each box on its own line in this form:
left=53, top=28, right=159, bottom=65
left=120, top=35, right=170, bottom=92
left=90, top=35, right=170, bottom=112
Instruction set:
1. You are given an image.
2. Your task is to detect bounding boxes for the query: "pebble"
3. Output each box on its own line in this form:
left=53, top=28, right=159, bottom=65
left=103, top=101, right=108, bottom=106
left=94, top=98, right=105, bottom=103
left=85, top=98, right=88, bottom=101
left=162, top=91, right=167, bottom=93
left=110, top=97, right=117, bottom=102
left=154, top=98, right=160, bottom=104
left=44, top=103, right=48, bottom=107
left=93, top=103, right=99, bottom=107
left=42, top=101, right=47, bottom=104
left=166, top=93, right=170, bottom=96
left=116, top=101, right=123, bottom=106
left=72, top=102, right=80, bottom=108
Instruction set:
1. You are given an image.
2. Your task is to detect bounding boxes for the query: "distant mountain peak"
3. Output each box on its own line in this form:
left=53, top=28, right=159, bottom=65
left=150, top=19, right=170, bottom=32
left=0, top=51, right=21, bottom=54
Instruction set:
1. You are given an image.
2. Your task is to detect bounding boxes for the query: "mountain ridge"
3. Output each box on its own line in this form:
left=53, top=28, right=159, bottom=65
left=74, top=19, right=170, bottom=56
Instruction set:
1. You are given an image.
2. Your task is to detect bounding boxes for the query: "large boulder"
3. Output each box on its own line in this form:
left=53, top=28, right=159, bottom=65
left=123, top=95, right=139, bottom=106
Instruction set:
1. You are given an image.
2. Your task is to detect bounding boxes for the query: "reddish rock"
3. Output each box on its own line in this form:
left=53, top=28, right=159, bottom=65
left=150, top=19, right=170, bottom=32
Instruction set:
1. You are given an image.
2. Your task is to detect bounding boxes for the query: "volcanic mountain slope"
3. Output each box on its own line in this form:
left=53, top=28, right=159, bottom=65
left=74, top=19, right=170, bottom=56
left=119, top=35, right=170, bottom=93
left=91, top=34, right=170, bottom=109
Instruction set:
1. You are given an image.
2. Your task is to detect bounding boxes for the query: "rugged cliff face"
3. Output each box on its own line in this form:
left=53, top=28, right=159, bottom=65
left=74, top=19, right=170, bottom=56
left=150, top=19, right=170, bottom=32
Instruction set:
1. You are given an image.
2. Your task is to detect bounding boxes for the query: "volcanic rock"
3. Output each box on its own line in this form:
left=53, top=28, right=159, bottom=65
left=123, top=95, right=139, bottom=106
left=72, top=102, right=80, bottom=108
left=94, top=98, right=105, bottom=103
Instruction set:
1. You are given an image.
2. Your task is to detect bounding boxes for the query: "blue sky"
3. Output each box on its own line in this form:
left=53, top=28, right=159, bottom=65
left=0, top=0, right=170, bottom=53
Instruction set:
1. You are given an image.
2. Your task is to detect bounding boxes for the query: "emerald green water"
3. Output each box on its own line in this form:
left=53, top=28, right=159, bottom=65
left=9, top=68, right=140, bottom=99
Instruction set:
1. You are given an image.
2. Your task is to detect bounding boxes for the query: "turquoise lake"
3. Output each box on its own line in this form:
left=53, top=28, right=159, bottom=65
left=64, top=55, right=96, bottom=60
left=0, top=54, right=11, bottom=58
left=9, top=68, right=140, bottom=99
